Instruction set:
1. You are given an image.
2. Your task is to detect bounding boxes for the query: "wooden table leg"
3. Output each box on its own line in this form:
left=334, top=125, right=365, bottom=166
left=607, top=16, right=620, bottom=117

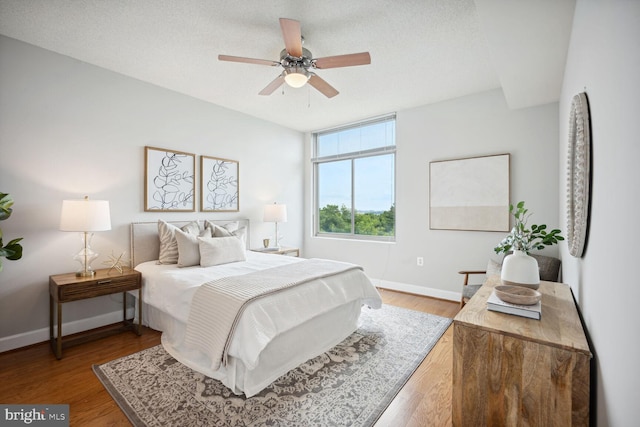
left=56, top=301, right=62, bottom=359
left=122, top=291, right=127, bottom=326
left=137, top=287, right=142, bottom=335
left=49, top=295, right=54, bottom=354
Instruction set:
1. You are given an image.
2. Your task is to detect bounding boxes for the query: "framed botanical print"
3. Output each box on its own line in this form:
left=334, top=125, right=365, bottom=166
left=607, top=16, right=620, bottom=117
left=144, top=146, right=195, bottom=212
left=200, top=155, right=239, bottom=212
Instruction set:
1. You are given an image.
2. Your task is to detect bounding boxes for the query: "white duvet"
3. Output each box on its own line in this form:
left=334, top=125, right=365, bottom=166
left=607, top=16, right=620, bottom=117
left=135, top=251, right=382, bottom=396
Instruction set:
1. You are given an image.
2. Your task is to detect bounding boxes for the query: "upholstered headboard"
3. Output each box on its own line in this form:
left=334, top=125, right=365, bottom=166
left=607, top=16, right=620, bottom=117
left=130, top=219, right=250, bottom=267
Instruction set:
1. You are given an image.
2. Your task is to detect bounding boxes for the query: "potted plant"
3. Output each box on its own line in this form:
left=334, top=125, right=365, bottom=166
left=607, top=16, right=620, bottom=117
left=0, top=193, right=24, bottom=272
left=494, top=201, right=563, bottom=288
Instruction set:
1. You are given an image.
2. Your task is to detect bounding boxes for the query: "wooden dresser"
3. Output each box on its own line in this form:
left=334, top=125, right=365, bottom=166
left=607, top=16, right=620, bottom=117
left=452, top=276, right=591, bottom=426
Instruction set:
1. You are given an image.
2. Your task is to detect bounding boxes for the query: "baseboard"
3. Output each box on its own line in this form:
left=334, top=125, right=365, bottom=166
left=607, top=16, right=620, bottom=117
left=373, top=278, right=460, bottom=302
left=0, top=307, right=136, bottom=353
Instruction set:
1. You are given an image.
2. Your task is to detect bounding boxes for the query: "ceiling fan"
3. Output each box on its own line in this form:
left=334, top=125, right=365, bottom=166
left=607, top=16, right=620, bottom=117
left=218, top=18, right=371, bottom=98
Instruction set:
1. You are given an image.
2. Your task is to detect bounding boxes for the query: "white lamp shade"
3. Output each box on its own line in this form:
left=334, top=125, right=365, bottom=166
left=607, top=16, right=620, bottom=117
left=263, top=203, right=287, bottom=223
left=60, top=199, right=111, bottom=232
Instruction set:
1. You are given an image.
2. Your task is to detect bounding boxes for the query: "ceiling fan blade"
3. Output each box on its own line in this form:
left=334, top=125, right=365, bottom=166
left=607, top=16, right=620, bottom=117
left=259, top=74, right=285, bottom=95
left=314, top=52, right=371, bottom=69
left=308, top=74, right=339, bottom=98
left=218, top=55, right=280, bottom=67
left=279, top=18, right=303, bottom=57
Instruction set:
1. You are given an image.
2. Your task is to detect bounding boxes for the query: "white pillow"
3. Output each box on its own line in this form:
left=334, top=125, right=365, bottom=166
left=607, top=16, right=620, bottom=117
left=199, top=236, right=246, bottom=267
left=175, top=227, right=212, bottom=267
left=233, top=226, right=247, bottom=244
left=158, top=220, right=200, bottom=264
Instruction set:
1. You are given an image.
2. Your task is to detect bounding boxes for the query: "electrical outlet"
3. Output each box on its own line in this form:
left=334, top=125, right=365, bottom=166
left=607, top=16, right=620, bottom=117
left=417, top=257, right=424, bottom=266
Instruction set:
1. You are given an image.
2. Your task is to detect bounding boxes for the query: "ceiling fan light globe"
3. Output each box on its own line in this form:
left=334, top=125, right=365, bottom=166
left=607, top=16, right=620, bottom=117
left=284, top=67, right=310, bottom=88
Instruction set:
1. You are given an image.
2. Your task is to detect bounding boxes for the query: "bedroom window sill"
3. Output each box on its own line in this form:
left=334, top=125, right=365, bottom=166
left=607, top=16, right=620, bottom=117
left=313, top=234, right=396, bottom=244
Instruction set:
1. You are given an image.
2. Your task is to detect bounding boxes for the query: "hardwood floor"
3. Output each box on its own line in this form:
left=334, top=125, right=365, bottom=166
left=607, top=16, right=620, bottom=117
left=0, top=289, right=460, bottom=426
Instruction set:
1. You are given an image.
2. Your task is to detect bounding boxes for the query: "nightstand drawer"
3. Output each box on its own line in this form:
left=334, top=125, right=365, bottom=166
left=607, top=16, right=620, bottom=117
left=59, top=276, right=140, bottom=301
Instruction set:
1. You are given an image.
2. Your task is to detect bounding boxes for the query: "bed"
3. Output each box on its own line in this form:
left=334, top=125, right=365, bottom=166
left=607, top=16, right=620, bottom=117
left=130, top=219, right=382, bottom=397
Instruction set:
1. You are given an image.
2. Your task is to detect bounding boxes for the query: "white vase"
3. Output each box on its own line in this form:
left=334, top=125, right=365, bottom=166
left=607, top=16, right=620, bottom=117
left=500, top=250, right=540, bottom=289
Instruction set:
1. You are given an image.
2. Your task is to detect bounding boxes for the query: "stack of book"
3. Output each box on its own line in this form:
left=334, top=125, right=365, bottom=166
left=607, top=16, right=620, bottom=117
left=487, top=290, right=541, bottom=320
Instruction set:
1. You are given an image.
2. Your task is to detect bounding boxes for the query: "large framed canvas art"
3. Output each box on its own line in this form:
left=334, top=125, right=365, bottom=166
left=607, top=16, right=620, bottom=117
left=429, top=153, right=510, bottom=231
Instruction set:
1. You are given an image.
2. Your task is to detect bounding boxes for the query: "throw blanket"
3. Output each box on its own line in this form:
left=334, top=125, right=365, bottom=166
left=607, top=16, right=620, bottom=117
left=183, top=258, right=363, bottom=371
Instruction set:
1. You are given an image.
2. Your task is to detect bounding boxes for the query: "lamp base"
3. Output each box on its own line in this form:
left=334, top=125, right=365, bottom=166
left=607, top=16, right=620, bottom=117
left=73, top=232, right=98, bottom=278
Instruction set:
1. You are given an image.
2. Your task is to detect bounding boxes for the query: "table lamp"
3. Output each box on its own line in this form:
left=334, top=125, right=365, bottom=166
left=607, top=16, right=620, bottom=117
left=60, top=196, right=111, bottom=277
left=263, top=202, right=287, bottom=248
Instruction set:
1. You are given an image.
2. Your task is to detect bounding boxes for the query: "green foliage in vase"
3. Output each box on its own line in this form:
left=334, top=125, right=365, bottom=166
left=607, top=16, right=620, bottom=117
left=0, top=193, right=24, bottom=272
left=494, top=201, right=564, bottom=254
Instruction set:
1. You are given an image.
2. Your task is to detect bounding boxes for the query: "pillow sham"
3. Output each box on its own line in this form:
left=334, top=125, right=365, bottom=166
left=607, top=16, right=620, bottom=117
left=204, top=220, right=247, bottom=244
left=204, top=220, right=237, bottom=236
left=199, top=236, right=247, bottom=267
left=158, top=220, right=200, bottom=264
left=175, top=227, right=212, bottom=267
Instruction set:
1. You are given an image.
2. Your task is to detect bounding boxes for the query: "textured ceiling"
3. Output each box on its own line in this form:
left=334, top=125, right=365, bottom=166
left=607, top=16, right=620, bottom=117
left=0, top=0, right=575, bottom=132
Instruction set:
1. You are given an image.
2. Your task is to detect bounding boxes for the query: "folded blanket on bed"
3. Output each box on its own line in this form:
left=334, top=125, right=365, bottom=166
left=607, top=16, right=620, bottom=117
left=183, top=258, right=363, bottom=371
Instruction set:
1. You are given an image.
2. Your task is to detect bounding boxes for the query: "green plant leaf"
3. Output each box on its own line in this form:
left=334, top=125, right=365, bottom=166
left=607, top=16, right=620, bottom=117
left=0, top=193, right=14, bottom=221
left=496, top=200, right=564, bottom=253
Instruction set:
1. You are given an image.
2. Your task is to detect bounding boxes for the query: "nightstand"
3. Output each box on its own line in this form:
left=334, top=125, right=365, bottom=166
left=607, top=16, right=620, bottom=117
left=250, top=246, right=300, bottom=257
left=49, top=267, right=142, bottom=359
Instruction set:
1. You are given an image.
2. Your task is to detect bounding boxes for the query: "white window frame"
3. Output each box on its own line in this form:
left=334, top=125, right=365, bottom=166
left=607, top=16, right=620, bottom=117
left=312, top=114, right=396, bottom=242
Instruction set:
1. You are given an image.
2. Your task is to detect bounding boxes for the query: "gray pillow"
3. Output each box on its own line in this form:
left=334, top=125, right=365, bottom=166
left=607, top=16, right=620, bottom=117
left=199, top=236, right=246, bottom=267
left=158, top=220, right=200, bottom=264
left=175, top=227, right=212, bottom=267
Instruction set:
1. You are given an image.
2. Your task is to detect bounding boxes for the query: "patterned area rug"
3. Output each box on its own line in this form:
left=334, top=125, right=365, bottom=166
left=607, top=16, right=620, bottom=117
left=93, top=304, right=452, bottom=427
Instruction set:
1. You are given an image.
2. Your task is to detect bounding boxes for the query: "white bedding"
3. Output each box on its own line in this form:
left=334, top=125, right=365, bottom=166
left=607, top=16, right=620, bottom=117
left=135, top=250, right=382, bottom=396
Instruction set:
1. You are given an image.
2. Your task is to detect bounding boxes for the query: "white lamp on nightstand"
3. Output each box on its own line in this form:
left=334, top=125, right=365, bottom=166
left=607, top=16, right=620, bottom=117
left=60, top=196, right=111, bottom=277
left=263, top=202, right=287, bottom=248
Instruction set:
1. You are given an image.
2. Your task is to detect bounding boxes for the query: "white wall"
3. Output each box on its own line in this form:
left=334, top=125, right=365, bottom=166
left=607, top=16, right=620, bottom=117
left=0, top=36, right=305, bottom=351
left=304, top=89, right=560, bottom=300
left=559, top=1, right=640, bottom=425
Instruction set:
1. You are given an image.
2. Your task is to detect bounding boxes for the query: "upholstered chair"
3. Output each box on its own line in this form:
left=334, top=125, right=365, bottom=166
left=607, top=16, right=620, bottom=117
left=459, top=254, right=561, bottom=308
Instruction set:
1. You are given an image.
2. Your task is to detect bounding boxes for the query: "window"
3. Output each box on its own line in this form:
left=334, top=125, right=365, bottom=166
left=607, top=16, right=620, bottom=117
left=313, top=115, right=396, bottom=240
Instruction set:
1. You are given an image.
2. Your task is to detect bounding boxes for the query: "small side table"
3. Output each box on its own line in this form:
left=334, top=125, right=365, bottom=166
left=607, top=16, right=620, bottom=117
left=49, top=267, right=142, bottom=359
left=250, top=247, right=300, bottom=257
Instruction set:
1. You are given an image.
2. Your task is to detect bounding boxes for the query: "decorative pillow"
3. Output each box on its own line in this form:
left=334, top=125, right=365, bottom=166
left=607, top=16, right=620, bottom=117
left=199, top=236, right=246, bottom=267
left=211, top=224, right=233, bottom=237
left=204, top=220, right=247, bottom=244
left=204, top=220, right=238, bottom=236
left=175, top=227, right=212, bottom=267
left=232, top=226, right=247, bottom=243
left=158, top=220, right=200, bottom=264
left=486, top=259, right=502, bottom=277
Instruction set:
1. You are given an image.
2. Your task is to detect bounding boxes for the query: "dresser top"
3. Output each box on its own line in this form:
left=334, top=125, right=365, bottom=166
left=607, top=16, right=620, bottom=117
left=454, top=275, right=591, bottom=356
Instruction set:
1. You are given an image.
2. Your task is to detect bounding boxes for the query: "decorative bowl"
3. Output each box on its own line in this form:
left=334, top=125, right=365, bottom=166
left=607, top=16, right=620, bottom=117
left=494, top=285, right=541, bottom=306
